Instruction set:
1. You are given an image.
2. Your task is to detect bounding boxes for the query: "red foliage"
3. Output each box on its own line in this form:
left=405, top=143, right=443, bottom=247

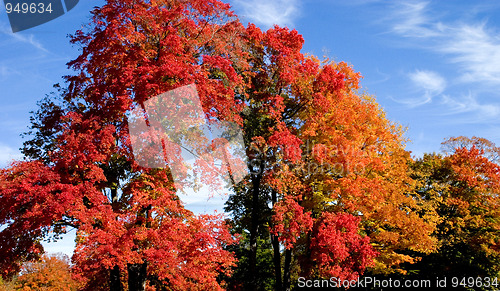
left=271, top=196, right=313, bottom=249
left=310, top=212, right=377, bottom=281
left=0, top=161, right=73, bottom=277
left=1, top=0, right=244, bottom=288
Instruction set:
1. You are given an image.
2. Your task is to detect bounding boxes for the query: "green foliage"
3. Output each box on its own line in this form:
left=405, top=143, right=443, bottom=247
left=224, top=234, right=275, bottom=291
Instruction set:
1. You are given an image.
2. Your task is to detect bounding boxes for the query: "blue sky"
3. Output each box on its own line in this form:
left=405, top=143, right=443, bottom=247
left=1, top=0, right=500, bottom=254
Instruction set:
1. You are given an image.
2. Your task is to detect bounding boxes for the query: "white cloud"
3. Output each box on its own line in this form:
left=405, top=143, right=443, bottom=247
left=393, top=70, right=446, bottom=107
left=233, top=0, right=300, bottom=28
left=440, top=93, right=500, bottom=120
left=409, top=70, right=446, bottom=94
left=442, top=24, right=500, bottom=85
left=0, top=143, right=22, bottom=168
left=390, top=1, right=500, bottom=87
left=385, top=0, right=500, bottom=118
left=391, top=1, right=440, bottom=38
left=43, top=230, right=76, bottom=257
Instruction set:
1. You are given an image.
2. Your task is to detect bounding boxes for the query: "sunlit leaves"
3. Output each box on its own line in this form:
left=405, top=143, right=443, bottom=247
left=407, top=138, right=500, bottom=279
left=310, top=212, right=377, bottom=281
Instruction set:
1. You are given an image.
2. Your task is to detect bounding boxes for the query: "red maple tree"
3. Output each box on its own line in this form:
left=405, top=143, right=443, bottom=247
left=1, top=0, right=247, bottom=290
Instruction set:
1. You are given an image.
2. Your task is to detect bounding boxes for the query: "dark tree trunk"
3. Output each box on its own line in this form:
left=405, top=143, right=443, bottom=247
left=249, top=171, right=261, bottom=289
left=271, top=190, right=283, bottom=291
left=283, top=249, right=292, bottom=291
left=127, top=261, right=148, bottom=291
left=109, top=265, right=123, bottom=291
left=302, top=232, right=313, bottom=277
left=248, top=157, right=264, bottom=290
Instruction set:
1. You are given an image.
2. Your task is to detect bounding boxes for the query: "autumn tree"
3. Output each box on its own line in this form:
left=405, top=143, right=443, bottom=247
left=0, top=275, right=16, bottom=291
left=1, top=0, right=250, bottom=290
left=402, top=137, right=500, bottom=287
left=13, top=253, right=80, bottom=291
left=224, top=24, right=437, bottom=289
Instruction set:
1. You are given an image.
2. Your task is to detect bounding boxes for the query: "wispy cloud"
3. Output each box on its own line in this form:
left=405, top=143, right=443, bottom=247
left=409, top=70, right=446, bottom=93
left=384, top=0, right=500, bottom=120
left=440, top=93, right=500, bottom=120
left=0, top=22, right=48, bottom=53
left=442, top=23, right=500, bottom=85
left=391, top=1, right=440, bottom=38
left=233, top=0, right=301, bottom=28
left=0, top=64, right=20, bottom=80
left=390, top=1, right=500, bottom=87
left=394, top=70, right=446, bottom=107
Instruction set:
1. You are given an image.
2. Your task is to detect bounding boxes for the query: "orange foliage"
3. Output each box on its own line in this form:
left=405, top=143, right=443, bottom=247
left=15, top=254, right=80, bottom=291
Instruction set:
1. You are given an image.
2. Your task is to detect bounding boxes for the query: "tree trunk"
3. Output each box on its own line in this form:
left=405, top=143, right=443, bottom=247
left=271, top=190, right=283, bottom=291
left=249, top=172, right=261, bottom=289
left=127, top=261, right=148, bottom=291
left=109, top=265, right=123, bottom=291
left=302, top=232, right=313, bottom=277
left=283, top=249, right=292, bottom=291
left=272, top=233, right=283, bottom=290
